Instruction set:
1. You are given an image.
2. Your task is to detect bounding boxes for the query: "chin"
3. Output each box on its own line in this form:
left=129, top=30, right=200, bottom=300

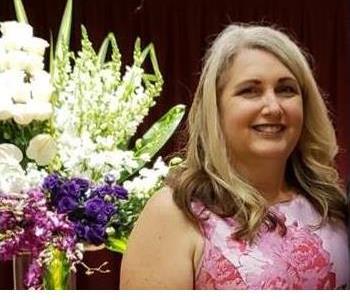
left=250, top=147, right=291, bottom=159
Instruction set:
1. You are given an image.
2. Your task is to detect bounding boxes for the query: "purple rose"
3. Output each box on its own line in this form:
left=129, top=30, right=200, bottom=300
left=71, top=178, right=90, bottom=195
left=84, top=197, right=105, bottom=217
left=85, top=224, right=106, bottom=245
left=90, top=184, right=128, bottom=200
left=61, top=181, right=81, bottom=198
left=57, top=196, right=78, bottom=213
left=112, top=185, right=128, bottom=199
left=95, top=213, right=109, bottom=224
left=75, top=222, right=89, bottom=239
left=104, top=203, right=117, bottom=218
left=42, top=174, right=62, bottom=192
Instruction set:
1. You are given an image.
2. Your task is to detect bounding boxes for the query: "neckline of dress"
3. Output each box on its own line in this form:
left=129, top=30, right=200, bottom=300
left=268, top=193, right=302, bottom=208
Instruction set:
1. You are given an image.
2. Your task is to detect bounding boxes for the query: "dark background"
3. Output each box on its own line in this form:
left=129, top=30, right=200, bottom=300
left=0, top=0, right=349, bottom=289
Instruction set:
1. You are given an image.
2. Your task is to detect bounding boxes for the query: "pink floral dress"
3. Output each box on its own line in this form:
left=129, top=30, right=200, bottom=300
left=192, top=194, right=349, bottom=289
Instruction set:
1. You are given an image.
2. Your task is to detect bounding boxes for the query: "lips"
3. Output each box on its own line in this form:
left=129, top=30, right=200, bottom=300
left=251, top=124, right=286, bottom=134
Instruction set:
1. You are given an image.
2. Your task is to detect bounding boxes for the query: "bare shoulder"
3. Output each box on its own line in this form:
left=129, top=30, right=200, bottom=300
left=139, top=186, right=192, bottom=227
left=120, top=186, right=200, bottom=289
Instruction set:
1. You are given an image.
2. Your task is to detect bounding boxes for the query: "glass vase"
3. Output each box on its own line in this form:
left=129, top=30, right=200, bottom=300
left=13, top=252, right=76, bottom=290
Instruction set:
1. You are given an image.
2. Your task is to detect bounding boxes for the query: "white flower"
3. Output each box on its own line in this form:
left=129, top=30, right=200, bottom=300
left=25, top=162, right=48, bottom=187
left=0, top=21, right=33, bottom=40
left=0, top=145, right=27, bottom=193
left=26, top=134, right=57, bottom=166
left=12, top=103, right=36, bottom=125
left=0, top=143, right=23, bottom=162
left=12, top=82, right=31, bottom=103
left=31, top=101, right=53, bottom=121
left=4, top=50, right=29, bottom=70
left=23, top=37, right=49, bottom=56
left=0, top=98, right=13, bottom=120
left=24, top=53, right=44, bottom=74
left=31, top=71, right=52, bottom=102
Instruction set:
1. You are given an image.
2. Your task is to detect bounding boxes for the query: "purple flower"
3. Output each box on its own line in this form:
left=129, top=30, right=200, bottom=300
left=75, top=222, right=106, bottom=245
left=0, top=211, right=16, bottom=230
left=57, top=196, right=78, bottom=214
left=104, top=202, right=117, bottom=218
left=104, top=174, right=116, bottom=185
left=42, top=174, right=62, bottom=193
left=85, top=224, right=106, bottom=245
left=70, top=177, right=90, bottom=196
left=84, top=197, right=105, bottom=218
left=90, top=184, right=128, bottom=200
left=61, top=181, right=81, bottom=198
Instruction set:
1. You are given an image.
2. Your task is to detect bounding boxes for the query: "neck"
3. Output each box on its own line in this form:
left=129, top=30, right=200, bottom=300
left=233, top=158, right=295, bottom=204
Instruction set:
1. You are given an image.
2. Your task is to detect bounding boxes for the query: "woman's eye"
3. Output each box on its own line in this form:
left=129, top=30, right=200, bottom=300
left=238, top=87, right=260, bottom=98
left=276, top=85, right=298, bottom=96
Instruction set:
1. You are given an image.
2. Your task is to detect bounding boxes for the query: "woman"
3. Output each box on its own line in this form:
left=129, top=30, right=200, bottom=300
left=120, top=24, right=349, bottom=289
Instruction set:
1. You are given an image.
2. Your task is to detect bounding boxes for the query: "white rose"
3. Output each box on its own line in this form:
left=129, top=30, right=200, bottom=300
left=0, top=70, right=25, bottom=91
left=0, top=96, right=13, bottom=120
left=12, top=82, right=31, bottom=104
left=23, top=37, right=49, bottom=56
left=1, top=36, right=29, bottom=52
left=31, top=101, right=53, bottom=121
left=0, top=21, right=33, bottom=39
left=0, top=143, right=23, bottom=162
left=26, top=134, right=57, bottom=166
left=31, top=71, right=52, bottom=102
left=6, top=50, right=29, bottom=70
left=25, top=53, right=44, bottom=74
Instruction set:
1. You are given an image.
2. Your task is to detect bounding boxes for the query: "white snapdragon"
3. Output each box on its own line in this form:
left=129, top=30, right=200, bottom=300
left=123, top=157, right=169, bottom=199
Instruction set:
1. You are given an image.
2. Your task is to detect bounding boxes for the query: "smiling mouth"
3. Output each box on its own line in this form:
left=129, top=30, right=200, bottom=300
left=251, top=124, right=286, bottom=135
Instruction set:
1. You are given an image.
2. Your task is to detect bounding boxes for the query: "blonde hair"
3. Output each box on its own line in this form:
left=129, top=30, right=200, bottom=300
left=169, top=24, right=347, bottom=240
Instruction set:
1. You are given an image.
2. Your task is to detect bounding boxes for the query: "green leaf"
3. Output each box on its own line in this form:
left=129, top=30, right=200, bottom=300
left=13, top=0, right=28, bottom=23
left=105, top=236, right=128, bottom=253
left=98, top=32, right=112, bottom=65
left=43, top=247, right=71, bottom=290
left=49, top=32, right=55, bottom=76
left=55, top=0, right=72, bottom=60
left=135, top=104, right=185, bottom=157
left=119, top=104, right=185, bottom=182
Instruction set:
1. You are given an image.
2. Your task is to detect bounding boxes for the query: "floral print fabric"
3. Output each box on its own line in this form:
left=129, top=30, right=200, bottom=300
left=192, top=195, right=349, bottom=289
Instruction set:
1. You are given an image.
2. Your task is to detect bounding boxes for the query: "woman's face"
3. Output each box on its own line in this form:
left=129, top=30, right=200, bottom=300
left=219, top=48, right=303, bottom=165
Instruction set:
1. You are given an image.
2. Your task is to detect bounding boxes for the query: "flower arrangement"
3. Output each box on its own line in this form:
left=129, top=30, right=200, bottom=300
left=0, top=0, right=184, bottom=289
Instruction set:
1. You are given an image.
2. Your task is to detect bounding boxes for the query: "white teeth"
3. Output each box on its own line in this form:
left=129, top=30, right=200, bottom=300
left=253, top=125, right=284, bottom=133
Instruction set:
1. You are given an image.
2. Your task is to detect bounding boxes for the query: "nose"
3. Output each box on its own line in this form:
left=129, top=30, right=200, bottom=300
left=261, top=90, right=283, bottom=118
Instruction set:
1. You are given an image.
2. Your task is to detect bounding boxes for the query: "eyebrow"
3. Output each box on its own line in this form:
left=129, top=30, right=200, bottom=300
left=235, top=76, right=299, bottom=89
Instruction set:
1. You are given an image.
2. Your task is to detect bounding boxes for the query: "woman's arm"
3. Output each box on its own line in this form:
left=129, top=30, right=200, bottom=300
left=120, top=187, right=197, bottom=289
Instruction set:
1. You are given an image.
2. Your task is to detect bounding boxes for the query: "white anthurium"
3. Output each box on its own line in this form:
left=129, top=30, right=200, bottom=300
left=0, top=21, right=33, bottom=40
left=23, top=37, right=49, bottom=56
left=12, top=103, right=35, bottom=125
left=0, top=143, right=23, bottom=162
left=26, top=134, right=57, bottom=166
